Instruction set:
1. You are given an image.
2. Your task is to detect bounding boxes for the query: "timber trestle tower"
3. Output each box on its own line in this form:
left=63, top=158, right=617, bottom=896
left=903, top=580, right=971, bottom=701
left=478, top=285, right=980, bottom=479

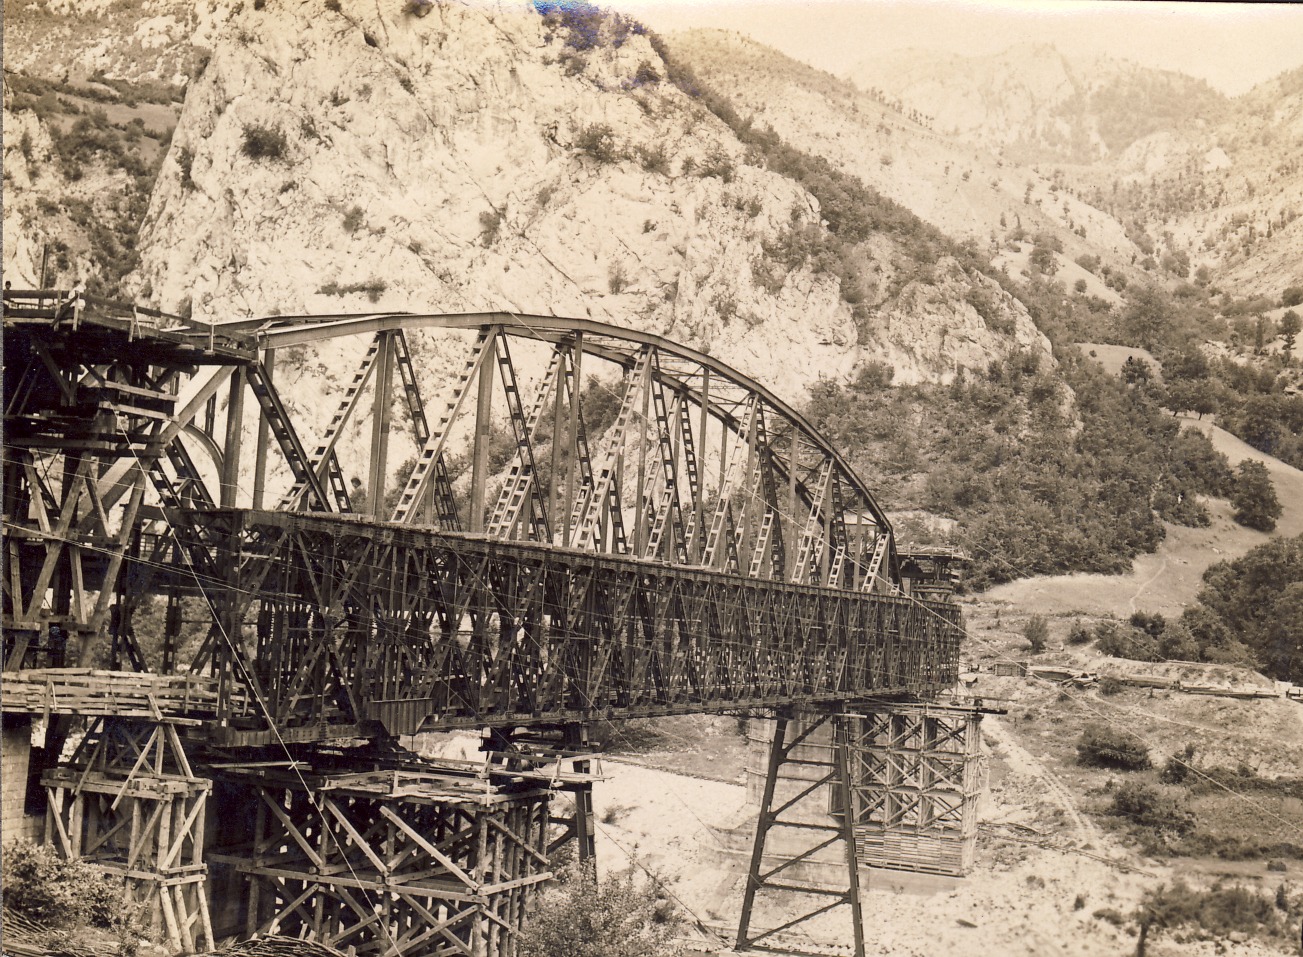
left=3, top=290, right=976, bottom=957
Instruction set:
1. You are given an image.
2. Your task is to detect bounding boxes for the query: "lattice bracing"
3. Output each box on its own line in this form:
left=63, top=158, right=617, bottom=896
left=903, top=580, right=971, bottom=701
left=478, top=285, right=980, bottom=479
left=187, top=510, right=963, bottom=746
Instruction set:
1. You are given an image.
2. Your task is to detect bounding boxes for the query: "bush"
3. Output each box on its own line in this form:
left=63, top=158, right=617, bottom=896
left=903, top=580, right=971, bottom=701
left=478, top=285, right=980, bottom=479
left=1066, top=620, right=1092, bottom=645
left=1098, top=676, right=1125, bottom=696
left=1109, top=781, right=1196, bottom=834
left=1159, top=743, right=1197, bottom=784
left=318, top=279, right=388, bottom=303
left=1023, top=615, right=1049, bottom=653
left=1139, top=880, right=1295, bottom=942
left=342, top=205, right=365, bottom=234
left=517, top=861, right=681, bottom=957
left=1076, top=723, right=1151, bottom=770
left=1230, top=460, right=1282, bottom=532
left=479, top=209, right=504, bottom=245
left=633, top=60, right=660, bottom=85
left=1283, top=286, right=1303, bottom=308
left=1094, top=621, right=1160, bottom=662
left=574, top=124, right=621, bottom=164
left=176, top=146, right=195, bottom=190
left=2, top=842, right=121, bottom=928
left=241, top=124, right=287, bottom=160
left=697, top=148, right=736, bottom=182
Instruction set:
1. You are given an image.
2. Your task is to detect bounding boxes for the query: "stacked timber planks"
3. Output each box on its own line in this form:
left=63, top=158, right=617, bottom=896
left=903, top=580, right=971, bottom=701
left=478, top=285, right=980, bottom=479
left=856, top=829, right=971, bottom=877
left=0, top=669, right=226, bottom=723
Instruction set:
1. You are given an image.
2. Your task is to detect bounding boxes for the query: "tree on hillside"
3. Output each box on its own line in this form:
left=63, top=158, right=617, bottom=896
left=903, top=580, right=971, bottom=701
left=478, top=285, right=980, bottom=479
left=1265, top=582, right=1303, bottom=686
left=1280, top=309, right=1301, bottom=363
left=1230, top=460, right=1281, bottom=532
left=1194, top=535, right=1303, bottom=681
left=1283, top=286, right=1303, bottom=308
left=1023, top=615, right=1049, bottom=653
left=1120, top=356, right=1153, bottom=387
left=1163, top=379, right=1220, bottom=420
left=1118, top=285, right=1173, bottom=350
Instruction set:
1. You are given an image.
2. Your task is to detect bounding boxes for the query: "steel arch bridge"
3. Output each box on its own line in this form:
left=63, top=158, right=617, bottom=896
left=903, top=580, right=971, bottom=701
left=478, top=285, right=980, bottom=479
left=3, top=292, right=970, bottom=957
left=3, top=296, right=964, bottom=739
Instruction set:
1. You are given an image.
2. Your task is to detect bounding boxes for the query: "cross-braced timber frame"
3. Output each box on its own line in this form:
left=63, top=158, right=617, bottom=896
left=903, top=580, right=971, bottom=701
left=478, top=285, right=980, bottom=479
left=41, top=716, right=215, bottom=952
left=206, top=764, right=551, bottom=957
left=844, top=701, right=985, bottom=877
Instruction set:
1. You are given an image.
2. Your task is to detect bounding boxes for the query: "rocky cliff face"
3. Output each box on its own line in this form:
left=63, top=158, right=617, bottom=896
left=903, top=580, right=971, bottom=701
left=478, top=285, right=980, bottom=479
left=122, top=0, right=1043, bottom=405
left=849, top=44, right=1230, bottom=165
left=849, top=43, right=1303, bottom=297
left=3, top=0, right=203, bottom=86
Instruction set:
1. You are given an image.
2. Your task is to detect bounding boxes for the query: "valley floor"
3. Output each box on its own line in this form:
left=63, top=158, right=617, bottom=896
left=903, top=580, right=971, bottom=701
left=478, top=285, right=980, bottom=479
left=591, top=706, right=1298, bottom=956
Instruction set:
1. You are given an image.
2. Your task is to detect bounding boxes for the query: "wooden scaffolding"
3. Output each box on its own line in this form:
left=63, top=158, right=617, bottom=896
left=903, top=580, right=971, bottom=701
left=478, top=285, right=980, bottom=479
left=844, top=701, right=984, bottom=877
left=207, top=766, right=553, bottom=957
left=42, top=716, right=215, bottom=953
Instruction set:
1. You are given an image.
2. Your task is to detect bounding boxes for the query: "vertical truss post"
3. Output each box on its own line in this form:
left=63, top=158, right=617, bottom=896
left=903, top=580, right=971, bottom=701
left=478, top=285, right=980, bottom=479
left=548, top=344, right=567, bottom=542
left=634, top=352, right=652, bottom=556
left=367, top=331, right=396, bottom=519
left=573, top=348, right=649, bottom=552
left=252, top=347, right=274, bottom=509
left=488, top=337, right=555, bottom=541
left=469, top=329, right=498, bottom=532
left=564, top=334, right=584, bottom=546
left=737, top=709, right=865, bottom=957
left=786, top=428, right=800, bottom=578
left=690, top=368, right=710, bottom=561
left=220, top=368, right=245, bottom=508
left=390, top=327, right=494, bottom=524
left=701, top=397, right=756, bottom=570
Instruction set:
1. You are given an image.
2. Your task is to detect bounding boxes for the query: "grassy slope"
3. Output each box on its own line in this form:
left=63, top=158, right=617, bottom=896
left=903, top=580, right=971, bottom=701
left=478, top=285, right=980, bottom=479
left=978, top=417, right=1303, bottom=618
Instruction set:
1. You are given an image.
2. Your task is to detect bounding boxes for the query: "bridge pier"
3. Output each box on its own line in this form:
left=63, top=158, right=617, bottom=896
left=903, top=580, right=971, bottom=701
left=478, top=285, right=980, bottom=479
left=42, top=716, right=215, bottom=953
left=737, top=700, right=988, bottom=957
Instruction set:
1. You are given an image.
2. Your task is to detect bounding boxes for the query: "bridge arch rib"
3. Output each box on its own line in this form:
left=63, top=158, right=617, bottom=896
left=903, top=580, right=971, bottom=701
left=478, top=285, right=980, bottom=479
left=231, top=311, right=901, bottom=591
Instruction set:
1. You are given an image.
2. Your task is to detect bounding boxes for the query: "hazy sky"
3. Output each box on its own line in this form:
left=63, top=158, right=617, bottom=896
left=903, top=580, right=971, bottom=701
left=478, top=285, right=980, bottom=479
left=614, top=0, right=1303, bottom=96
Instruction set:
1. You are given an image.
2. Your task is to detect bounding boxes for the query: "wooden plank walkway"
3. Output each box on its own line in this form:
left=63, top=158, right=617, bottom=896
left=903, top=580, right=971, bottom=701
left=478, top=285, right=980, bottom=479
left=0, top=669, right=225, bottom=724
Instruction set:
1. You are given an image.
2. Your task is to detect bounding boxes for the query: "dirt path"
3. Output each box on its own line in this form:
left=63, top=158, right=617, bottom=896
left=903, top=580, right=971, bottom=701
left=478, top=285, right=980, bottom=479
left=983, top=716, right=1098, bottom=846
left=1128, top=555, right=1169, bottom=614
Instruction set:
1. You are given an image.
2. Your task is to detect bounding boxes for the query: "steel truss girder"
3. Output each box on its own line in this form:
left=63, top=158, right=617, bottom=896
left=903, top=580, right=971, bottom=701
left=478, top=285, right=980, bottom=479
left=188, top=510, right=961, bottom=744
